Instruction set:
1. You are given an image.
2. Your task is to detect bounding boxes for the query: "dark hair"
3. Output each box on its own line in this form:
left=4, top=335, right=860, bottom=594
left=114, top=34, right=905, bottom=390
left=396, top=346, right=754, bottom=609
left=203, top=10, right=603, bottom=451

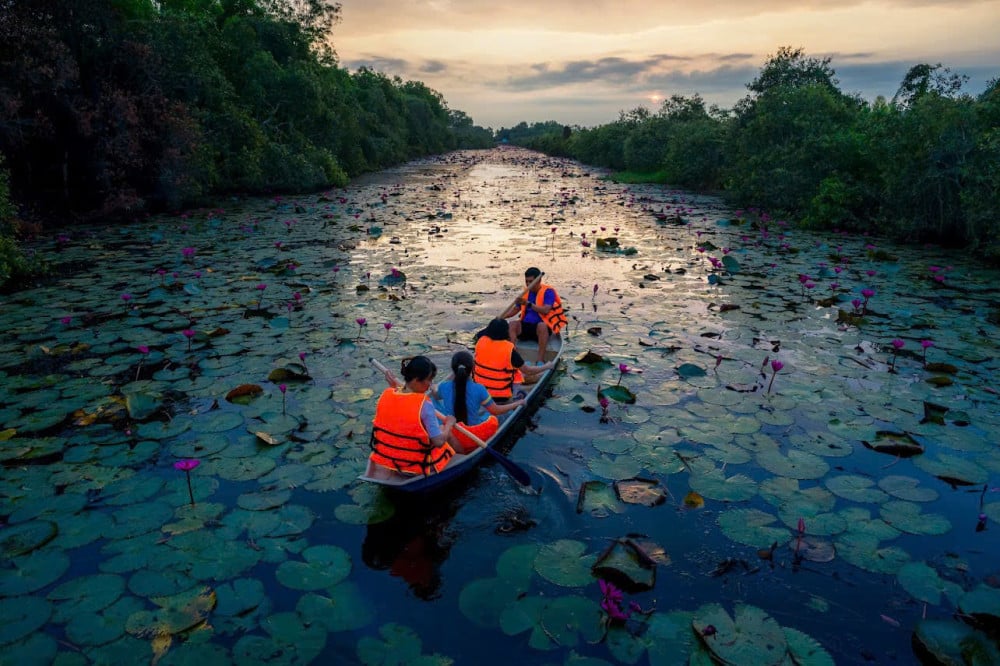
left=400, top=356, right=436, bottom=383
left=481, top=318, right=509, bottom=341
left=524, top=267, right=541, bottom=279
left=450, top=351, right=474, bottom=424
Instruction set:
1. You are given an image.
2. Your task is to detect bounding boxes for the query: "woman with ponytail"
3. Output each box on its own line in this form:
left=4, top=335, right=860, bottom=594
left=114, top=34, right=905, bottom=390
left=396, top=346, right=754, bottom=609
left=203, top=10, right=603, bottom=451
left=434, top=351, right=525, bottom=453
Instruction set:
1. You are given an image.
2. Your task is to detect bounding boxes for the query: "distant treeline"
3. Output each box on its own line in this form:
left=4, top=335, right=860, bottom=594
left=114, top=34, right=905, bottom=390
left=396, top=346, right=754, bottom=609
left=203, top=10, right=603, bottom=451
left=499, top=48, right=999, bottom=251
left=0, top=0, right=495, bottom=214
left=0, top=0, right=495, bottom=285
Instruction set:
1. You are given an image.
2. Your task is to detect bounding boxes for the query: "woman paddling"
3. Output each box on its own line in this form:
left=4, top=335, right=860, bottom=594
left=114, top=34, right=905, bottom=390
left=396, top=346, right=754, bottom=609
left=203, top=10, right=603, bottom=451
left=370, top=356, right=457, bottom=476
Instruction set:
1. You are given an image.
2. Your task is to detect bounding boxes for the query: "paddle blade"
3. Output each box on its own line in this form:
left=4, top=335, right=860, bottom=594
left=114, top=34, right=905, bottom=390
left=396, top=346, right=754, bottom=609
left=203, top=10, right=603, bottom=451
left=485, top=447, right=531, bottom=486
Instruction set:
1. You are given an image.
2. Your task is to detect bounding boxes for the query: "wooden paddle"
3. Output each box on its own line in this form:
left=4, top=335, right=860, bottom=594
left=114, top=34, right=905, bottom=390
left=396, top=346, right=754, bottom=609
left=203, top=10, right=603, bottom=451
left=500, top=271, right=544, bottom=319
left=369, top=358, right=532, bottom=487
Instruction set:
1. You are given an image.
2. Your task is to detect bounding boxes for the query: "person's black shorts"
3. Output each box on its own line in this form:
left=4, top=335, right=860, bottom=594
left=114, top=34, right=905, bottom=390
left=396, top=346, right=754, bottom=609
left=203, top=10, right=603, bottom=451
left=518, top=321, right=551, bottom=341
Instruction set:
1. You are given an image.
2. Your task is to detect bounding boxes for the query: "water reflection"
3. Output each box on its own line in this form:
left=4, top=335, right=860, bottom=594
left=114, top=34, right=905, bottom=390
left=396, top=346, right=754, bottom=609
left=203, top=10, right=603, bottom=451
left=361, top=489, right=466, bottom=600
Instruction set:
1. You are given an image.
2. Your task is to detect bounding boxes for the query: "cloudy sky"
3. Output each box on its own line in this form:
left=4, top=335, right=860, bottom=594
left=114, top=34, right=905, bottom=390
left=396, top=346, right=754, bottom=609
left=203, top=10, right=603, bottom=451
left=332, top=0, right=1000, bottom=129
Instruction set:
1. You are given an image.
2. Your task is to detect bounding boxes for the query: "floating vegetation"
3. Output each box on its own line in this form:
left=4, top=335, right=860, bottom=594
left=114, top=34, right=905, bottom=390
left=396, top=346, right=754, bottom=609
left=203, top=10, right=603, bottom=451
left=2, top=148, right=999, bottom=663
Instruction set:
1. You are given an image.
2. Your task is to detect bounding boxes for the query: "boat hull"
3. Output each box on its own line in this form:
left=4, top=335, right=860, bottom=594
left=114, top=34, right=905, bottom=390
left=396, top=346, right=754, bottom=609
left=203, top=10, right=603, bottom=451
left=359, top=334, right=562, bottom=493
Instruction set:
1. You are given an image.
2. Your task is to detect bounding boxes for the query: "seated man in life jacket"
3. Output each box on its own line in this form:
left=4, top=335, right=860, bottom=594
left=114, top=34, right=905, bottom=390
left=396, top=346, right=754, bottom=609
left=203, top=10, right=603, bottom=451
left=502, top=266, right=567, bottom=364
left=473, top=318, right=548, bottom=401
left=370, top=356, right=457, bottom=476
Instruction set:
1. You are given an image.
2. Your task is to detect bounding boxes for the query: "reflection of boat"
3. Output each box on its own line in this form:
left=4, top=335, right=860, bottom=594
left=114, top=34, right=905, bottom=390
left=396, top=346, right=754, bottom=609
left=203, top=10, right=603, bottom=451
left=359, top=333, right=563, bottom=493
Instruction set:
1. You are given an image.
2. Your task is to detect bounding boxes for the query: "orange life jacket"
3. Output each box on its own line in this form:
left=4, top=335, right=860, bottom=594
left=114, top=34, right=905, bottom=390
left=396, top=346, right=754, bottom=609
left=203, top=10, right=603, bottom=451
left=474, top=336, right=518, bottom=398
left=370, top=388, right=453, bottom=475
left=453, top=415, right=498, bottom=454
left=519, top=283, right=567, bottom=334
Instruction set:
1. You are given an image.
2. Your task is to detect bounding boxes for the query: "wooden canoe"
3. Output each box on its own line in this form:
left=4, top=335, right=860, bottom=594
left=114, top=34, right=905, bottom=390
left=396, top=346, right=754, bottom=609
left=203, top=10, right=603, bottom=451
left=359, top=333, right=562, bottom=492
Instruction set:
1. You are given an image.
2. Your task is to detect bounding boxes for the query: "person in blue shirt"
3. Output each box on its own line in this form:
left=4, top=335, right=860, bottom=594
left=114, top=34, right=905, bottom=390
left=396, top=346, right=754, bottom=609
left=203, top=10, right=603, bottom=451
left=433, top=351, right=524, bottom=453
left=503, top=267, right=567, bottom=364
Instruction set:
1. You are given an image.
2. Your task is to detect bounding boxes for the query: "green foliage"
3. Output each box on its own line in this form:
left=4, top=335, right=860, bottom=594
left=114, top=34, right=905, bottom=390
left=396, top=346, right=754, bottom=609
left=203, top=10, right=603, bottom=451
left=528, top=46, right=996, bottom=248
left=0, top=155, right=43, bottom=289
left=0, top=0, right=488, bottom=220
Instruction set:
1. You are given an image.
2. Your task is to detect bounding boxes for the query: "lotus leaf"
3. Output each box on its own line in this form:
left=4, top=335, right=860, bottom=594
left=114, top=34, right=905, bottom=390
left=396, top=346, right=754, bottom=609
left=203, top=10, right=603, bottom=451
left=592, top=539, right=656, bottom=591
left=275, top=545, right=351, bottom=590
left=0, top=631, right=56, bottom=663
left=587, top=452, right=644, bottom=480
left=49, top=573, right=126, bottom=623
left=897, top=561, right=964, bottom=605
left=195, top=411, right=245, bottom=433
left=211, top=456, right=277, bottom=482
left=959, top=584, right=1000, bottom=622
left=0, top=550, right=70, bottom=596
left=356, top=623, right=426, bottom=666
left=689, top=470, right=757, bottom=502
left=614, top=477, right=667, bottom=506
left=0, top=520, right=57, bottom=557
left=877, top=475, right=938, bottom=502
left=782, top=627, right=835, bottom=666
left=718, top=509, right=789, bottom=548
left=836, top=507, right=902, bottom=541
left=65, top=595, right=145, bottom=647
left=862, top=431, right=924, bottom=457
left=534, top=539, right=597, bottom=587
left=233, top=611, right=327, bottom=664
left=52, top=510, right=113, bottom=549
left=879, top=501, right=951, bottom=535
left=787, top=536, right=836, bottom=563
left=507, top=594, right=603, bottom=651
left=836, top=533, right=909, bottom=574
left=125, top=586, right=216, bottom=637
left=238, top=489, right=292, bottom=511
left=912, top=619, right=1000, bottom=666
left=913, top=452, right=989, bottom=486
left=0, top=595, right=51, bottom=646
left=214, top=578, right=266, bottom=617
left=106, top=501, right=174, bottom=539
left=226, top=384, right=264, bottom=404
left=825, top=475, right=889, bottom=503
left=577, top=480, right=625, bottom=517
left=756, top=449, right=829, bottom=480
left=261, top=462, right=315, bottom=489
left=304, top=461, right=365, bottom=492
left=128, top=569, right=197, bottom=599
left=691, top=603, right=787, bottom=666
left=296, top=583, right=374, bottom=632
left=599, top=384, right=636, bottom=404
left=676, top=363, right=707, bottom=379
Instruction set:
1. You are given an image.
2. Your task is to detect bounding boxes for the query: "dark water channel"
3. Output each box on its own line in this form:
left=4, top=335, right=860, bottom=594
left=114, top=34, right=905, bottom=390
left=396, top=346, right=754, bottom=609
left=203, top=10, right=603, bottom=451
left=1, top=147, right=999, bottom=665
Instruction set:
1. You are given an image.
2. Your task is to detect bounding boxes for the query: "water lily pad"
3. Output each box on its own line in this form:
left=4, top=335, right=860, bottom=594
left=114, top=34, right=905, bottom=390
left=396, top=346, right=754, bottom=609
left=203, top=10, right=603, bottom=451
left=65, top=595, right=145, bottom=647
left=226, top=384, right=264, bottom=405
left=689, top=470, right=758, bottom=502
left=877, top=475, right=938, bottom=502
left=879, top=501, right=951, bottom=535
left=501, top=594, right=603, bottom=651
left=836, top=533, right=909, bottom=574
left=0, top=595, right=51, bottom=646
left=592, top=539, right=656, bottom=591
left=356, top=623, right=446, bottom=666
left=599, top=384, right=636, bottom=404
left=677, top=363, right=707, bottom=379
left=212, top=456, right=277, bottom=481
left=296, top=582, right=374, bottom=632
left=534, top=540, right=597, bottom=587
left=788, top=536, right=836, bottom=563
left=48, top=573, right=126, bottom=623
left=0, top=520, right=57, bottom=557
left=237, top=488, right=292, bottom=511
left=718, top=509, right=789, bottom=548
left=756, top=449, right=828, bottom=480
left=233, top=611, right=326, bottom=663
left=912, top=619, right=1000, bottom=666
left=125, top=586, right=216, bottom=637
left=897, top=561, right=964, bottom=605
left=913, top=452, right=989, bottom=486
left=783, top=627, right=835, bottom=666
left=614, top=478, right=667, bottom=506
left=692, top=603, right=787, bottom=666
left=577, top=480, right=625, bottom=517
left=862, top=431, right=924, bottom=457
left=276, top=545, right=351, bottom=590
left=0, top=550, right=70, bottom=596
left=825, top=475, right=889, bottom=503
left=959, top=584, right=1000, bottom=623
left=214, top=578, right=266, bottom=617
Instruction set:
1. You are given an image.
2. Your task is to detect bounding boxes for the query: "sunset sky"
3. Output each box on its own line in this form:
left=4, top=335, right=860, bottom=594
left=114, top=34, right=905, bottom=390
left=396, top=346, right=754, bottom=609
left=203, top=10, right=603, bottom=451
left=332, top=0, right=1000, bottom=130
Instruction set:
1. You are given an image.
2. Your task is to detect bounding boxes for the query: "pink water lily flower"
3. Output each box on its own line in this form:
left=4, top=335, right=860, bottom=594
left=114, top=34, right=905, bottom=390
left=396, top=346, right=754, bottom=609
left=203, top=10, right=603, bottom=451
left=137, top=345, right=150, bottom=354
left=174, top=459, right=200, bottom=471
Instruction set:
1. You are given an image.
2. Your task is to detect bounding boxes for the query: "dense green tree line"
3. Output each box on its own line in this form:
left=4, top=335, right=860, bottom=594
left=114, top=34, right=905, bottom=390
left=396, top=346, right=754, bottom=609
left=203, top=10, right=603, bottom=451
left=509, top=48, right=1000, bottom=250
left=0, top=0, right=493, bottom=286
